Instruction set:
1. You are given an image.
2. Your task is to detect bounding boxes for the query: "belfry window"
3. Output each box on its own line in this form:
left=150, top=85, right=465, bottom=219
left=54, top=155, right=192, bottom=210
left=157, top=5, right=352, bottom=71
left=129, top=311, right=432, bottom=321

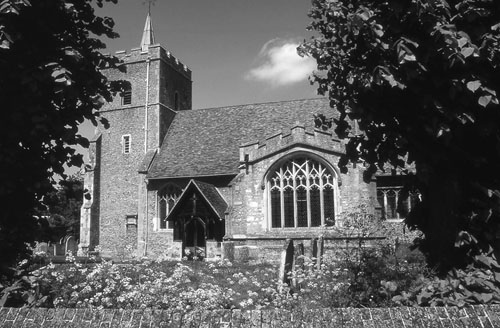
left=268, top=157, right=337, bottom=228
left=122, top=135, right=131, bottom=154
left=122, top=85, right=132, bottom=105
left=158, top=184, right=182, bottom=230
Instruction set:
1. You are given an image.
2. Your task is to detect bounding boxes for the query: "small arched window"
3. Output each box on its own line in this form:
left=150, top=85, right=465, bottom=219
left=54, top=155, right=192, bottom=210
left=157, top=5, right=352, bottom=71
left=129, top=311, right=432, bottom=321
left=158, top=184, right=182, bottom=230
left=122, top=84, right=132, bottom=105
left=268, top=156, right=337, bottom=228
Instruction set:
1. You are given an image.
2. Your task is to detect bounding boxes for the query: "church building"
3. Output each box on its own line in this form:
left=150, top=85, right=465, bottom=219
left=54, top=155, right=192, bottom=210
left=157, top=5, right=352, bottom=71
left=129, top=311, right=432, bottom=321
left=79, top=14, right=410, bottom=261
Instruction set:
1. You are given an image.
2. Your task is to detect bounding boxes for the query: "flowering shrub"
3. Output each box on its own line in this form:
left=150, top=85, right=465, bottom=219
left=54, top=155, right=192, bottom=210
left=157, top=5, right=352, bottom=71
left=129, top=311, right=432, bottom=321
left=31, top=257, right=288, bottom=310
left=287, top=245, right=427, bottom=308
left=275, top=205, right=428, bottom=308
left=27, top=243, right=427, bottom=311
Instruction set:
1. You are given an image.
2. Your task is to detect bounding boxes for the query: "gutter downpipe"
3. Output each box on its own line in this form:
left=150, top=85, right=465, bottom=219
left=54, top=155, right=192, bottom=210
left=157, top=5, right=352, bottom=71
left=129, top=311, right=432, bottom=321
left=144, top=56, right=150, bottom=153
left=143, top=56, right=151, bottom=257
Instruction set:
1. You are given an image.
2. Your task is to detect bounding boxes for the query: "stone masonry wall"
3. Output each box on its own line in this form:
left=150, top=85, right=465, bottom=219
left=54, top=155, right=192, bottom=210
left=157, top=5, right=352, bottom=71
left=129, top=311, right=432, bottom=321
left=230, top=124, right=377, bottom=239
left=1, top=306, right=499, bottom=327
left=88, top=44, right=191, bottom=258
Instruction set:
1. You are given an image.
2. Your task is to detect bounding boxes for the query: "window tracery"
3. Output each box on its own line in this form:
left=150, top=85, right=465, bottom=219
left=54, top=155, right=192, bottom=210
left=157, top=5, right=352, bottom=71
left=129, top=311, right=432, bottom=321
left=377, top=187, right=420, bottom=220
left=158, top=184, right=182, bottom=230
left=268, top=157, right=337, bottom=228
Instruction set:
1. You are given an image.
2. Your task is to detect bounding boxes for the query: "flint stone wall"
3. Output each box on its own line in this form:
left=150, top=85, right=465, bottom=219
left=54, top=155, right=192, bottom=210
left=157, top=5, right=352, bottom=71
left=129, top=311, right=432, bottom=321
left=1, top=305, right=500, bottom=327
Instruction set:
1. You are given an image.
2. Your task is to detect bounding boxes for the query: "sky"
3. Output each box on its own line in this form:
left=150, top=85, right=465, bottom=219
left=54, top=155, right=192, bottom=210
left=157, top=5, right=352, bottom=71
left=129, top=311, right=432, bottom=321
left=95, top=0, right=319, bottom=109
left=69, top=0, right=320, bottom=176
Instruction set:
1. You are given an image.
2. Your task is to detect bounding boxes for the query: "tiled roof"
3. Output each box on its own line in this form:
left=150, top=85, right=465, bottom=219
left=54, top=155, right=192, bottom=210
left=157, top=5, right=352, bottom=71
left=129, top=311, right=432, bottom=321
left=148, top=98, right=334, bottom=179
left=192, top=180, right=227, bottom=220
left=138, top=149, right=157, bottom=174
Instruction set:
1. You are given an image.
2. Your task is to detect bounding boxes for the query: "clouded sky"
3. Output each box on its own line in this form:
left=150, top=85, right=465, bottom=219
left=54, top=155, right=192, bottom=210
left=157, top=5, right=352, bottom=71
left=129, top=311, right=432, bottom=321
left=96, top=0, right=319, bottom=109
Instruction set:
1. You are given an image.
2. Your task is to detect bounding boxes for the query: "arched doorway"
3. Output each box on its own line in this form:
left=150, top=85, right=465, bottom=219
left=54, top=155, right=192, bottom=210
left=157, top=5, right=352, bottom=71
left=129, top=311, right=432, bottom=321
left=184, top=217, right=206, bottom=259
left=163, top=180, right=227, bottom=260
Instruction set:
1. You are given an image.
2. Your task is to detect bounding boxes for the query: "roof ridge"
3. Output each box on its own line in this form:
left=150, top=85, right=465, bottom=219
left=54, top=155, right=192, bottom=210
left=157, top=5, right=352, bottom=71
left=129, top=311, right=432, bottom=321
left=193, top=97, right=328, bottom=111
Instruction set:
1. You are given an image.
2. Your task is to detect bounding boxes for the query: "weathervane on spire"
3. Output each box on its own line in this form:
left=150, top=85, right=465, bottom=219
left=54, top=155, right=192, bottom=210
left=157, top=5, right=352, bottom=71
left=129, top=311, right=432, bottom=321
left=141, top=0, right=156, bottom=51
left=143, top=0, right=156, bottom=13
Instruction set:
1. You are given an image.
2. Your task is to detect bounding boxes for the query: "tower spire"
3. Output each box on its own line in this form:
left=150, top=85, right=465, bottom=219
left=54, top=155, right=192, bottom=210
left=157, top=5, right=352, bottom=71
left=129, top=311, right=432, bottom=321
left=141, top=8, right=155, bottom=52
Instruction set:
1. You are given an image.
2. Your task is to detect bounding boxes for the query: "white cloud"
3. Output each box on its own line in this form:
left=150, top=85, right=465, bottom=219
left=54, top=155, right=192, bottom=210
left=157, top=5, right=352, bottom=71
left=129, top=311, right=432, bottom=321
left=246, top=39, right=316, bottom=87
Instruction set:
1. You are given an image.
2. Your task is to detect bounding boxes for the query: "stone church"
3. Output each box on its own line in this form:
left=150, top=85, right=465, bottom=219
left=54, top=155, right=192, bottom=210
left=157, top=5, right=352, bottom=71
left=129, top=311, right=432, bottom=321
left=79, top=14, right=410, bottom=261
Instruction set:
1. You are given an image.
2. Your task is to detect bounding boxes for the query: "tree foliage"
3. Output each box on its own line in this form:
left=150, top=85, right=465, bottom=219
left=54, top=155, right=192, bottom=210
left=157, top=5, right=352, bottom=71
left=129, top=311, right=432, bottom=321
left=0, top=0, right=124, bottom=278
left=299, top=0, right=500, bottom=273
left=37, top=174, right=84, bottom=242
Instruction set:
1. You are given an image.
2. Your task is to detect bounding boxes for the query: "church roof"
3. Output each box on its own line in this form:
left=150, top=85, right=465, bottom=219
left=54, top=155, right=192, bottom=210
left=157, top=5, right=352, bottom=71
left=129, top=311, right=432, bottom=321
left=147, top=98, right=334, bottom=179
left=192, top=180, right=228, bottom=220
left=138, top=149, right=157, bottom=174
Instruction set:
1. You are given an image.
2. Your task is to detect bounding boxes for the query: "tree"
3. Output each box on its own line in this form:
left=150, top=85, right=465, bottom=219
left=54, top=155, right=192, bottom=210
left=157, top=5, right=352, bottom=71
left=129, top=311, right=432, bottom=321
left=37, top=174, right=84, bottom=242
left=0, top=0, right=125, bottom=278
left=299, top=0, right=500, bottom=273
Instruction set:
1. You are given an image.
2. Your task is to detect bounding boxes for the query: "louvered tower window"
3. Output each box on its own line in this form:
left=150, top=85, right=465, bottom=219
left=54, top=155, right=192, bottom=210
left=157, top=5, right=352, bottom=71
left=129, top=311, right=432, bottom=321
left=269, top=157, right=337, bottom=228
left=122, top=85, right=132, bottom=105
left=122, top=135, right=131, bottom=154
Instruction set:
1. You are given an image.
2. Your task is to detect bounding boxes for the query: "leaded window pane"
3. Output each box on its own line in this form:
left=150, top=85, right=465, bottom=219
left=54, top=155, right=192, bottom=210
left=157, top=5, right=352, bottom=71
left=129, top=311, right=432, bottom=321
left=167, top=199, right=175, bottom=229
left=323, top=185, right=335, bottom=226
left=386, top=190, right=398, bottom=219
left=271, top=189, right=281, bottom=228
left=159, top=198, right=167, bottom=229
left=284, top=187, right=294, bottom=227
left=310, top=187, right=321, bottom=227
left=297, top=187, right=307, bottom=227
left=377, top=189, right=386, bottom=219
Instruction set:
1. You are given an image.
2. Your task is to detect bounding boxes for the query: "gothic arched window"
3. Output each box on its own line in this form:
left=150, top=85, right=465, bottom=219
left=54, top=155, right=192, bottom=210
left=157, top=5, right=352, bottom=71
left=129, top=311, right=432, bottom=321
left=268, top=156, right=337, bottom=228
left=158, top=184, right=182, bottom=230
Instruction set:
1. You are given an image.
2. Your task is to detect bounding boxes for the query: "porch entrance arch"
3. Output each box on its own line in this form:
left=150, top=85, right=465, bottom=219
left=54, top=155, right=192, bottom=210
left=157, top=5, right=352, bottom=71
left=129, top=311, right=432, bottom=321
left=184, top=216, right=206, bottom=258
left=165, top=180, right=226, bottom=260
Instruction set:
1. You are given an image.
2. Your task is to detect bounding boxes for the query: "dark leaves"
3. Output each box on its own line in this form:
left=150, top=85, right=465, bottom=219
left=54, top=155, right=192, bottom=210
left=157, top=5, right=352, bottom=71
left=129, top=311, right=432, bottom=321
left=300, top=0, right=500, bottom=274
left=0, top=0, right=120, bottom=278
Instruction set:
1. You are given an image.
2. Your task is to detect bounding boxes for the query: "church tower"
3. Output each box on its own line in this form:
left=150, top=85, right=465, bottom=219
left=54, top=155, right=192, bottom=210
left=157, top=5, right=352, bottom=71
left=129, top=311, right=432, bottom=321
left=79, top=12, right=192, bottom=256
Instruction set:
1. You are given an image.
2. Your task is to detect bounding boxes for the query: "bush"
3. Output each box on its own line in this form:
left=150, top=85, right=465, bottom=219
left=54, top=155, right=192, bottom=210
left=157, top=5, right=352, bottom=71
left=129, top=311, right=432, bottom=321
left=288, top=242, right=428, bottom=308
left=0, top=250, right=50, bottom=307
left=29, top=257, right=287, bottom=310
left=393, top=254, right=500, bottom=307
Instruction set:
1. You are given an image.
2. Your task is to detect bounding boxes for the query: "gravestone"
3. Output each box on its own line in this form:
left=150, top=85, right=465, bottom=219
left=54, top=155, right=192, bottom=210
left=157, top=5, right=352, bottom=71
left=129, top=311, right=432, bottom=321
left=65, top=236, right=78, bottom=255
left=170, top=241, right=183, bottom=260
left=36, top=242, right=49, bottom=254
left=294, top=242, right=304, bottom=269
left=292, top=242, right=304, bottom=288
left=278, top=239, right=294, bottom=287
left=206, top=241, right=220, bottom=260
left=54, top=244, right=65, bottom=256
left=310, top=237, right=325, bottom=270
left=311, top=237, right=318, bottom=269
left=222, top=241, right=235, bottom=262
left=235, top=246, right=250, bottom=262
left=316, top=237, right=324, bottom=270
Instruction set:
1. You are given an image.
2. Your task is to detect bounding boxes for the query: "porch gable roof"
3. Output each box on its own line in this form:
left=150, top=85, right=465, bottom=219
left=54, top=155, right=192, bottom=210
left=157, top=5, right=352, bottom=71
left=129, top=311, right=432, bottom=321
left=166, top=179, right=227, bottom=221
